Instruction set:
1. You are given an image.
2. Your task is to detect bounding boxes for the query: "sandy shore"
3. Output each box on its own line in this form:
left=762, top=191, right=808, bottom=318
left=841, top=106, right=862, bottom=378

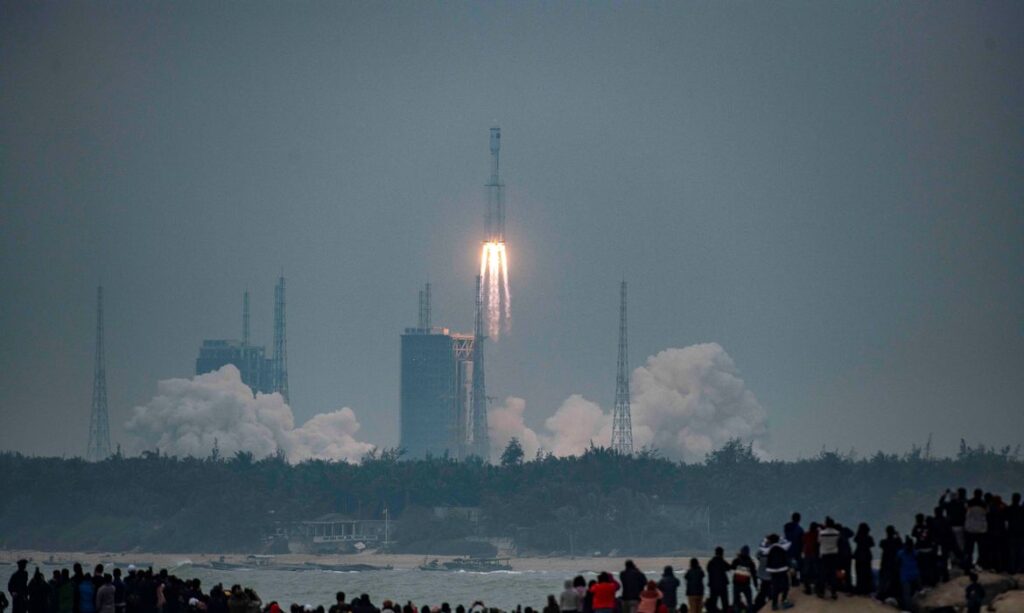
left=0, top=550, right=702, bottom=574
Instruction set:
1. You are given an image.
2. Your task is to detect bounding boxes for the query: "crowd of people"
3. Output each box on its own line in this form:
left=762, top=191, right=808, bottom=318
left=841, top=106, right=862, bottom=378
left=559, top=487, right=1023, bottom=612
left=3, top=488, right=1022, bottom=613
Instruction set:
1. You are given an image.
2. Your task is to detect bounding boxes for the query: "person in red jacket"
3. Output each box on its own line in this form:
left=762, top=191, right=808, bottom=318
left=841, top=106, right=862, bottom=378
left=588, top=573, right=619, bottom=613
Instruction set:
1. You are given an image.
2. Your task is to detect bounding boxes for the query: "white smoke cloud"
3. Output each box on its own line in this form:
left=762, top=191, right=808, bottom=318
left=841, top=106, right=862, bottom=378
left=488, top=343, right=768, bottom=462
left=542, top=394, right=611, bottom=457
left=631, top=343, right=768, bottom=461
left=487, top=397, right=541, bottom=460
left=124, top=365, right=374, bottom=463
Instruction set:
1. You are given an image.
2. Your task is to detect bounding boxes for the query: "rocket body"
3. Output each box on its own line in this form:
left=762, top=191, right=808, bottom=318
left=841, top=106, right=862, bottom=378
left=485, top=127, right=505, bottom=243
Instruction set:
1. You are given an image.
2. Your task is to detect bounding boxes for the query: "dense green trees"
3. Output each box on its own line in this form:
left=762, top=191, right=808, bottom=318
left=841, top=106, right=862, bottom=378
left=0, top=441, right=1021, bottom=555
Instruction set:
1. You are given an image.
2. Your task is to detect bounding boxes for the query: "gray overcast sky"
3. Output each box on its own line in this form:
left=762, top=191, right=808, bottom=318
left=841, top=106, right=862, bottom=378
left=1, top=2, right=1022, bottom=459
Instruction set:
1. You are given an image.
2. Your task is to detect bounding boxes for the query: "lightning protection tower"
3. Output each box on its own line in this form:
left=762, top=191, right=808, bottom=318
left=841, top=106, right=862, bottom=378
left=87, top=285, right=112, bottom=461
left=470, top=275, right=490, bottom=460
left=611, top=280, right=634, bottom=455
left=417, top=282, right=432, bottom=330
left=273, top=275, right=290, bottom=404
left=242, top=288, right=251, bottom=347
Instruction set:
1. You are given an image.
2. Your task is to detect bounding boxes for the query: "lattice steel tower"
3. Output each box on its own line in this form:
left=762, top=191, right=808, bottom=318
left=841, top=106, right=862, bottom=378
left=242, top=288, right=251, bottom=347
left=611, top=280, right=634, bottom=455
left=87, top=285, right=111, bottom=461
left=470, top=274, right=490, bottom=460
left=273, top=275, right=290, bottom=404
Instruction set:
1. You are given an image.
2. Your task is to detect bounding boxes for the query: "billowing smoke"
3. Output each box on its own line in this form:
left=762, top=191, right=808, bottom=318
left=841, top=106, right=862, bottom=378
left=542, top=394, right=610, bottom=457
left=488, top=343, right=767, bottom=462
left=124, top=365, right=374, bottom=462
left=631, top=343, right=768, bottom=461
left=487, top=397, right=541, bottom=460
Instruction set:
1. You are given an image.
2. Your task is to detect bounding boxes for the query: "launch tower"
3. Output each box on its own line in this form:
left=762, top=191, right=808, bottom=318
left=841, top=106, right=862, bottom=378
left=273, top=274, right=290, bottom=403
left=470, top=274, right=490, bottom=459
left=480, top=126, right=511, bottom=339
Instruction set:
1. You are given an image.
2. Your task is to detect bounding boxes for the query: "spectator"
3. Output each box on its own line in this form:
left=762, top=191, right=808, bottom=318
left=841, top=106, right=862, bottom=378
left=897, top=537, right=921, bottom=609
left=965, top=572, right=985, bottom=613
left=683, top=559, right=704, bottom=613
left=1008, top=493, right=1024, bottom=573
left=964, top=489, right=987, bottom=569
left=97, top=576, right=116, bottom=613
left=760, top=534, right=793, bottom=611
left=730, top=546, right=757, bottom=611
left=783, top=513, right=804, bottom=587
left=656, top=568, right=679, bottom=613
left=853, top=523, right=874, bottom=595
left=817, top=518, right=840, bottom=600
left=619, top=561, right=645, bottom=613
left=588, top=573, right=619, bottom=613
left=878, top=525, right=902, bottom=602
left=705, top=548, right=729, bottom=612
left=8, top=560, right=29, bottom=613
left=558, top=582, right=578, bottom=613
left=637, top=582, right=660, bottom=613
left=800, top=523, right=819, bottom=596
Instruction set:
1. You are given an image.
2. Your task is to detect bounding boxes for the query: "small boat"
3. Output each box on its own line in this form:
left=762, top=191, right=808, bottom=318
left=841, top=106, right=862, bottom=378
left=418, top=557, right=513, bottom=572
left=303, top=562, right=393, bottom=572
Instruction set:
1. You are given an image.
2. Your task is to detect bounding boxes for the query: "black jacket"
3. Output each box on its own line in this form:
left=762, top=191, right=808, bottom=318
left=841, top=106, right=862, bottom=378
left=619, top=568, right=646, bottom=601
left=656, top=575, right=679, bottom=609
left=684, top=569, right=704, bottom=597
left=706, top=557, right=730, bottom=589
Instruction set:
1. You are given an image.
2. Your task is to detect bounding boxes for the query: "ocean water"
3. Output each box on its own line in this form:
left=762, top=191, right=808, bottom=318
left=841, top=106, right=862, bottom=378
left=2, top=565, right=623, bottom=610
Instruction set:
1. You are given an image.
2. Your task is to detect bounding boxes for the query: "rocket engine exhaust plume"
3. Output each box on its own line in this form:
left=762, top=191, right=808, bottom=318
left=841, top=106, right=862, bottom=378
left=481, top=126, right=511, bottom=338
left=480, top=241, right=510, bottom=338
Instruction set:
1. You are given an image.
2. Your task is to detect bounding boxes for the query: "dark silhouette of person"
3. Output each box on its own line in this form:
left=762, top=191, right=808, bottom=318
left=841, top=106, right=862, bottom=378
left=8, top=560, right=29, bottom=613
left=656, top=566, right=679, bottom=613
left=730, top=545, right=757, bottom=610
left=618, top=560, right=646, bottom=613
left=878, top=525, right=902, bottom=602
left=853, top=523, right=875, bottom=595
left=56, top=570, right=72, bottom=613
left=328, top=594, right=346, bottom=613
left=27, top=570, right=49, bottom=613
left=965, top=572, right=985, bottom=613
left=47, top=571, right=60, bottom=613
left=705, top=547, right=730, bottom=611
left=1008, top=492, right=1024, bottom=573
left=70, top=564, right=84, bottom=613
left=683, top=558, right=704, bottom=613
left=783, top=513, right=804, bottom=586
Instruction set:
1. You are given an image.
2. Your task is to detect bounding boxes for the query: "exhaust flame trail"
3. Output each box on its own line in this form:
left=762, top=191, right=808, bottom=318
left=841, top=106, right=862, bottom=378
left=480, top=241, right=510, bottom=339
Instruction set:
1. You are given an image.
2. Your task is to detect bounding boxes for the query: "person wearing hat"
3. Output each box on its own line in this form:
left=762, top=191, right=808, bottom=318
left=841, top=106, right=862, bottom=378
left=7, top=560, right=29, bottom=613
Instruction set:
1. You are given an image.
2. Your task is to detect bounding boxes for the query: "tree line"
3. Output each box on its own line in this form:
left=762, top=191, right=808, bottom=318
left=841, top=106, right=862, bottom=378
left=0, top=440, right=1021, bottom=555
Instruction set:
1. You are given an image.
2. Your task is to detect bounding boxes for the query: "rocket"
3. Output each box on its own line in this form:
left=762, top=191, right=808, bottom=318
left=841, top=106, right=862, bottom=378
left=485, top=126, right=505, bottom=243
